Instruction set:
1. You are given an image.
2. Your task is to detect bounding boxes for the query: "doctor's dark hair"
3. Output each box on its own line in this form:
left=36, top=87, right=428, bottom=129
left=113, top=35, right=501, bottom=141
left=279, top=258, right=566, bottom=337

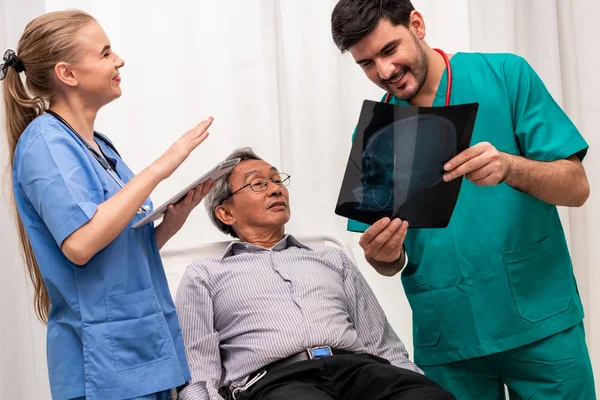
left=2, top=10, right=96, bottom=324
left=331, top=0, right=415, bottom=52
left=205, top=147, right=263, bottom=238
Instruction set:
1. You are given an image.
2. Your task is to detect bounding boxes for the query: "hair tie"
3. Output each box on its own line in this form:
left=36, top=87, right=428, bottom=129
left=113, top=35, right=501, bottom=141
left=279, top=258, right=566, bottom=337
left=0, top=49, right=26, bottom=81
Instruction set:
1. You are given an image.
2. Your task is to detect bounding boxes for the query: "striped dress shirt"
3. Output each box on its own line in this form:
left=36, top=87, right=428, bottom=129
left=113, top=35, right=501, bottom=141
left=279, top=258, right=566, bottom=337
left=176, top=235, right=421, bottom=400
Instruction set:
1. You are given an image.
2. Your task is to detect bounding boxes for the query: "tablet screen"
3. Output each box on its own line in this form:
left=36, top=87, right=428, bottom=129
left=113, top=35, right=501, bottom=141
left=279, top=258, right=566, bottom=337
left=132, top=158, right=240, bottom=229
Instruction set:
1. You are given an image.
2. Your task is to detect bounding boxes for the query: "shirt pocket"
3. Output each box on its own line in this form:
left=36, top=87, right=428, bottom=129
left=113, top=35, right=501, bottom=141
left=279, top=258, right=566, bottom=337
left=503, top=235, right=573, bottom=323
left=105, top=288, right=171, bottom=371
left=401, top=272, right=441, bottom=347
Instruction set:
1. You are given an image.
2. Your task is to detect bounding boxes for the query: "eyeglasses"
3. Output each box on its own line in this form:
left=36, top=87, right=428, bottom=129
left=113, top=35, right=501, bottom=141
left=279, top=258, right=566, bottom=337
left=221, top=173, right=291, bottom=204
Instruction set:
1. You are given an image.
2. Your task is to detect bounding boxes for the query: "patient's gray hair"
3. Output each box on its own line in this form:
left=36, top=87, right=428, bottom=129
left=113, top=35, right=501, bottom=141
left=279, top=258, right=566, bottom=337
left=205, top=147, right=263, bottom=238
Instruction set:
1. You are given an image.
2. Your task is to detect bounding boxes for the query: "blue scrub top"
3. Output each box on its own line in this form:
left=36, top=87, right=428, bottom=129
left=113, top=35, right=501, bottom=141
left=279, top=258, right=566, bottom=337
left=13, top=114, right=191, bottom=399
left=348, top=53, right=588, bottom=366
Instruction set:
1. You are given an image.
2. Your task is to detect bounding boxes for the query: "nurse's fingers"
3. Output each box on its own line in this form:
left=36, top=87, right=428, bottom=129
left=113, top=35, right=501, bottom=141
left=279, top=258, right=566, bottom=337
left=169, top=190, right=193, bottom=212
left=191, top=180, right=214, bottom=205
left=194, top=117, right=214, bottom=133
left=184, top=117, right=212, bottom=140
left=188, top=117, right=214, bottom=147
left=200, top=180, right=215, bottom=198
left=180, top=190, right=194, bottom=208
left=191, top=131, right=210, bottom=148
left=189, top=184, right=204, bottom=205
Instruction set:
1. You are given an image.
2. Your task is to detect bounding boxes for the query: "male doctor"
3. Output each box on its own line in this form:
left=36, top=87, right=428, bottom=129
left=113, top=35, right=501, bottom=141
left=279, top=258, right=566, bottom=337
left=331, top=0, right=595, bottom=399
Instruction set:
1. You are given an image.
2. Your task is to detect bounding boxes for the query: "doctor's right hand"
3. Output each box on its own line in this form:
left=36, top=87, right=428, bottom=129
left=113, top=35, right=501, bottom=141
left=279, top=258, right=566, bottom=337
left=359, top=217, right=408, bottom=276
left=152, top=116, right=214, bottom=180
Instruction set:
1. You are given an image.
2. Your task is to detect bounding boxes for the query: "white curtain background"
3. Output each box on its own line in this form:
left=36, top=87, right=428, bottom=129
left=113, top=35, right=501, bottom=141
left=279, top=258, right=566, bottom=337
left=1, top=1, right=53, bottom=399
left=469, top=0, right=600, bottom=390
left=0, top=0, right=596, bottom=398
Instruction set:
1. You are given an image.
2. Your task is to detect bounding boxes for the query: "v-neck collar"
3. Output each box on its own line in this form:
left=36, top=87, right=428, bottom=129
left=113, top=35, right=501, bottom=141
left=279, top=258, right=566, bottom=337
left=391, top=52, right=462, bottom=107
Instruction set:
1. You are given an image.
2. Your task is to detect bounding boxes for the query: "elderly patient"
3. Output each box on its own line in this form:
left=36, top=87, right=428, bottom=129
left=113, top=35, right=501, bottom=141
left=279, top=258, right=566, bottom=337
left=176, top=148, right=454, bottom=400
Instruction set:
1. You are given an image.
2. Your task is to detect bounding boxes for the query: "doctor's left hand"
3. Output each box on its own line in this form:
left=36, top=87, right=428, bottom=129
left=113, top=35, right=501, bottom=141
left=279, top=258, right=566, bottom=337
left=442, top=141, right=513, bottom=186
left=159, top=180, right=215, bottom=237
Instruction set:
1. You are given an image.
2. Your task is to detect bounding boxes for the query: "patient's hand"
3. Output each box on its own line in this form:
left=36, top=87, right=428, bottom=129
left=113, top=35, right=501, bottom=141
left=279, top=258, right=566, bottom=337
left=359, top=217, right=407, bottom=276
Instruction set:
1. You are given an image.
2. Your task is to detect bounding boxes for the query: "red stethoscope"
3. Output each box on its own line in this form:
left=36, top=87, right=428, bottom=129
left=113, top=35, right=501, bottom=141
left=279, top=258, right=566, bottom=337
left=384, top=48, right=452, bottom=106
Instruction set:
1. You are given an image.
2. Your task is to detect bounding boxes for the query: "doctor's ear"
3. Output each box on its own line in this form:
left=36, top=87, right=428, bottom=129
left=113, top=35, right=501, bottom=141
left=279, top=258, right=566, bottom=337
left=54, top=62, right=78, bottom=87
left=215, top=205, right=236, bottom=228
left=408, top=10, right=426, bottom=40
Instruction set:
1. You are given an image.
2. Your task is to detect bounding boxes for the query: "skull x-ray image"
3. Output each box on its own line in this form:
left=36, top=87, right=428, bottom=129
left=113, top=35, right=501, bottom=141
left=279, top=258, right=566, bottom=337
left=336, top=100, right=478, bottom=228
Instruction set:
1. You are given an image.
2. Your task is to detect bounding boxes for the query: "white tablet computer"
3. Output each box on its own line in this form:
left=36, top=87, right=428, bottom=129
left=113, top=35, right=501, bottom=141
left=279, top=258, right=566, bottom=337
left=132, top=158, right=241, bottom=229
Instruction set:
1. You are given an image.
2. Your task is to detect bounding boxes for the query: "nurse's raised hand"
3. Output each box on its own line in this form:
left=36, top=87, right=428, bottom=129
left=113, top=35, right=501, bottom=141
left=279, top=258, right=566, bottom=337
left=152, top=116, right=214, bottom=180
left=359, top=217, right=408, bottom=276
left=61, top=116, right=214, bottom=265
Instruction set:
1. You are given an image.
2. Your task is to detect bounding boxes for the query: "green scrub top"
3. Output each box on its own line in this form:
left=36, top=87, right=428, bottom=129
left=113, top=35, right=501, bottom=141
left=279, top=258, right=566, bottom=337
left=348, top=53, right=588, bottom=366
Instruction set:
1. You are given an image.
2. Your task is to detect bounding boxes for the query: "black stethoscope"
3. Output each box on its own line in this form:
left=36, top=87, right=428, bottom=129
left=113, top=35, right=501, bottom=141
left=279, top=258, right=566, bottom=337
left=384, top=48, right=452, bottom=107
left=46, top=110, right=149, bottom=214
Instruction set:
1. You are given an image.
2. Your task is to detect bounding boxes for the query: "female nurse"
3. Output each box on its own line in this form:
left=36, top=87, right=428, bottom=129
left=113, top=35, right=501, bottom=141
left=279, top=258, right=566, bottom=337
left=2, top=10, right=210, bottom=400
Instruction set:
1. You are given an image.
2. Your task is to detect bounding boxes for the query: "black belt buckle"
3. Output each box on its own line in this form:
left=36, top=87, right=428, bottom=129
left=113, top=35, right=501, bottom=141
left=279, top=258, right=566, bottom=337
left=307, top=346, right=333, bottom=359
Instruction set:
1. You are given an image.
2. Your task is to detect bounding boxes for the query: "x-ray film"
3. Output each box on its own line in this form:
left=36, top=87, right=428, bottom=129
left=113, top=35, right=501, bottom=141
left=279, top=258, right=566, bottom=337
left=335, top=100, right=479, bottom=228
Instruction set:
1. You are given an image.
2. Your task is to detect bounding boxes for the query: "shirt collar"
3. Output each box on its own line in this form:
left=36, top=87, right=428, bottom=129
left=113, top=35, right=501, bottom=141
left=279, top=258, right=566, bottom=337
left=221, top=234, right=312, bottom=259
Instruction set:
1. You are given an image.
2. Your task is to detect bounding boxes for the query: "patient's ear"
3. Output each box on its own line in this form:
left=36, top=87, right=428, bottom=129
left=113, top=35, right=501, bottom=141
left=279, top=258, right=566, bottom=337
left=215, top=205, right=236, bottom=227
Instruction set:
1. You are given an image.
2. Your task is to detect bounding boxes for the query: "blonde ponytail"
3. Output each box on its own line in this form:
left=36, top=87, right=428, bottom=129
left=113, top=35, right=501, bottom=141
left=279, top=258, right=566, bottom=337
left=2, top=10, right=96, bottom=324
